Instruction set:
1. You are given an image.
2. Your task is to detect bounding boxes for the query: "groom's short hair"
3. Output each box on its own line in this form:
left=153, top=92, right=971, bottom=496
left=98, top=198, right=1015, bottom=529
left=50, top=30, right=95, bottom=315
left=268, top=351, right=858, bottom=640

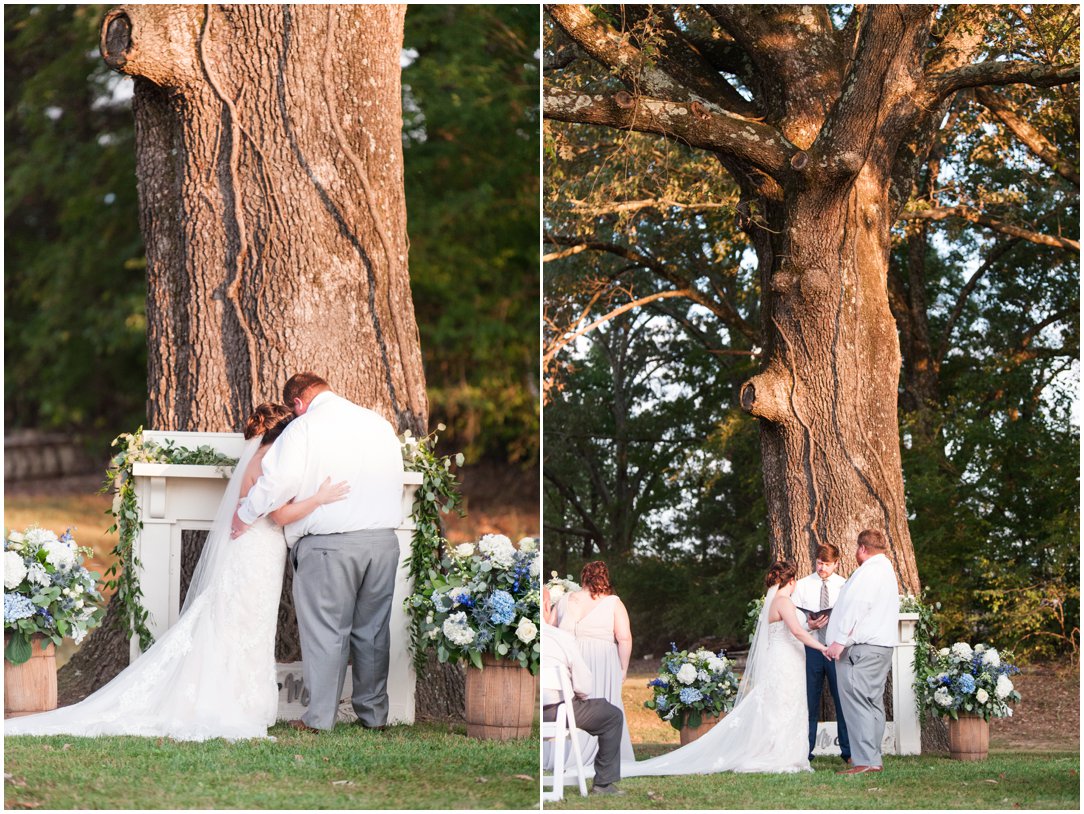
left=856, top=529, right=887, bottom=552
left=815, top=543, right=840, bottom=562
left=283, top=372, right=329, bottom=404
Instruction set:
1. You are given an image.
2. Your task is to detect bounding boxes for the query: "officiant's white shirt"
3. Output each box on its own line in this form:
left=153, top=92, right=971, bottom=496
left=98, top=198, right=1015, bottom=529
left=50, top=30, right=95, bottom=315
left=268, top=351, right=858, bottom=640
left=792, top=571, right=846, bottom=632
left=825, top=553, right=899, bottom=648
left=236, top=391, right=405, bottom=546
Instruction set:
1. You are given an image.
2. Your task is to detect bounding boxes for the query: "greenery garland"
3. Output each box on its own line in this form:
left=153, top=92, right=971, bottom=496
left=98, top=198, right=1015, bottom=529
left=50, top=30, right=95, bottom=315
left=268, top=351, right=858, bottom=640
left=401, top=425, right=465, bottom=674
left=102, top=429, right=237, bottom=650
left=901, top=590, right=941, bottom=716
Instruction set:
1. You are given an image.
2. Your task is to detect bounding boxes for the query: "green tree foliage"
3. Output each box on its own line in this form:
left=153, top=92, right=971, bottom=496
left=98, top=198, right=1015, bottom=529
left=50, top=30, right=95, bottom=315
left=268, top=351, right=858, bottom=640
left=5, top=4, right=146, bottom=437
left=5, top=5, right=539, bottom=467
left=543, top=5, right=1079, bottom=658
left=403, top=6, right=539, bottom=465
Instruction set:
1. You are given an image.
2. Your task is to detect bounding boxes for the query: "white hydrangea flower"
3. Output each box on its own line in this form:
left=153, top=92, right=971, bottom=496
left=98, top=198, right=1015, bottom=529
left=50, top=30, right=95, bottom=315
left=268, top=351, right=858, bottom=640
left=934, top=687, right=953, bottom=707
left=515, top=617, right=537, bottom=644
left=529, top=556, right=540, bottom=578
left=43, top=540, right=76, bottom=570
left=951, top=642, right=973, bottom=660
left=982, top=648, right=1000, bottom=667
left=707, top=657, right=726, bottom=674
left=454, top=543, right=475, bottom=558
left=996, top=674, right=1014, bottom=699
left=24, top=528, right=58, bottom=546
left=939, top=647, right=950, bottom=656
left=976, top=688, right=989, bottom=704
left=478, top=534, right=516, bottom=569
left=4, top=551, right=27, bottom=590
left=973, top=643, right=986, bottom=653
left=676, top=663, right=698, bottom=685
left=518, top=537, right=537, bottom=553
left=442, top=612, right=476, bottom=646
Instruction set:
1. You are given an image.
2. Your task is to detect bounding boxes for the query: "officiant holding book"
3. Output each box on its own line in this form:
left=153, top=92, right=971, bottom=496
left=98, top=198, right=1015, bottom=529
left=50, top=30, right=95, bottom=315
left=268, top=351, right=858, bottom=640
left=793, top=543, right=851, bottom=764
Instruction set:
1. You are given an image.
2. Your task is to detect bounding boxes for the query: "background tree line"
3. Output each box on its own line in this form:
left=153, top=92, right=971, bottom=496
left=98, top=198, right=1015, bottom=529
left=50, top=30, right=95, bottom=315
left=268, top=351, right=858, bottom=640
left=5, top=3, right=539, bottom=468
left=543, top=4, right=1079, bottom=661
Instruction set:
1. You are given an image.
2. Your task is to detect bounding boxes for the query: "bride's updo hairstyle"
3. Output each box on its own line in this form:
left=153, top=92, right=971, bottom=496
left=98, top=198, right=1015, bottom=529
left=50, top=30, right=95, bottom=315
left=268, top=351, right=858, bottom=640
left=244, top=403, right=294, bottom=445
left=764, top=559, right=798, bottom=589
left=580, top=561, right=614, bottom=599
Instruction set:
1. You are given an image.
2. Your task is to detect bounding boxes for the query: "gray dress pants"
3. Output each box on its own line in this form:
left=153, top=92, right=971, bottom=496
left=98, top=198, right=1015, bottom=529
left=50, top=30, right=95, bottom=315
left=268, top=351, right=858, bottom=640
left=836, top=643, right=893, bottom=767
left=291, top=529, right=399, bottom=730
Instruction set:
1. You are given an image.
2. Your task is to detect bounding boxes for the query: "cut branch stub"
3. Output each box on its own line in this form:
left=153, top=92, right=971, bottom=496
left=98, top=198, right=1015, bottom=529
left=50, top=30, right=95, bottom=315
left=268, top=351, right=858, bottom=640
left=740, top=371, right=790, bottom=424
left=614, top=90, right=635, bottom=109
left=101, top=9, right=131, bottom=69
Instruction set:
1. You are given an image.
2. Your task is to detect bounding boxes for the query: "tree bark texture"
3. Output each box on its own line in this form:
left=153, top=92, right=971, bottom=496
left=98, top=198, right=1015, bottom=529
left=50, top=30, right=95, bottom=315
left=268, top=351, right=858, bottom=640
left=102, top=3, right=426, bottom=435
left=63, top=3, right=440, bottom=711
left=544, top=4, right=1079, bottom=588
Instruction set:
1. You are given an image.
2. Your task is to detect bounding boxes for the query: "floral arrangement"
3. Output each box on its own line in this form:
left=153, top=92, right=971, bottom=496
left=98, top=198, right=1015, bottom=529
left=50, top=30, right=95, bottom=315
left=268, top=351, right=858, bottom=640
left=917, top=641, right=1022, bottom=721
left=644, top=644, right=740, bottom=730
left=544, top=572, right=581, bottom=601
left=103, top=428, right=237, bottom=650
left=4, top=526, right=105, bottom=664
left=408, top=533, right=540, bottom=674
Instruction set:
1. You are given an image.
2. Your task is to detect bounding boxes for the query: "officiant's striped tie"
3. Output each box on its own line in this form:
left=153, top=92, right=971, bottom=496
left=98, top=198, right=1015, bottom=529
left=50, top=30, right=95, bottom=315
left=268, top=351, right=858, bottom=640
left=817, top=579, right=829, bottom=644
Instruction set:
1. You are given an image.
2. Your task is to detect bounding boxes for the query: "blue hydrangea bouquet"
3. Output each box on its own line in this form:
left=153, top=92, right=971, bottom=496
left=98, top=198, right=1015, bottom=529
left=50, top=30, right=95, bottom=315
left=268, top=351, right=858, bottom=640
left=4, top=526, right=105, bottom=665
left=644, top=644, right=740, bottom=729
left=408, top=534, right=540, bottom=673
left=918, top=641, right=1022, bottom=721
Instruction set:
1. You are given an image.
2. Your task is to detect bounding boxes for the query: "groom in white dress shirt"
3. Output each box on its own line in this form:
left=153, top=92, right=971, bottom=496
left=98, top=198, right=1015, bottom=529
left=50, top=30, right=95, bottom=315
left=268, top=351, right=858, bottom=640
left=792, top=543, right=851, bottom=764
left=232, top=372, right=405, bottom=732
left=825, top=529, right=899, bottom=775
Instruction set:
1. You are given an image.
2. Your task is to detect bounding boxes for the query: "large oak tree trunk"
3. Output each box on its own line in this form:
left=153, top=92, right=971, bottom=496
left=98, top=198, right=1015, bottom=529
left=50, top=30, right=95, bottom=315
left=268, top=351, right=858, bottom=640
left=62, top=4, right=457, bottom=716
left=741, top=173, right=919, bottom=589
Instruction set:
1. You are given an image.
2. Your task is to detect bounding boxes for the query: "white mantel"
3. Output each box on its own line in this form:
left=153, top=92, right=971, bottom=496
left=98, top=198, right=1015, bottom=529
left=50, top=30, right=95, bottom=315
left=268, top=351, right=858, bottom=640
left=130, top=430, right=423, bottom=724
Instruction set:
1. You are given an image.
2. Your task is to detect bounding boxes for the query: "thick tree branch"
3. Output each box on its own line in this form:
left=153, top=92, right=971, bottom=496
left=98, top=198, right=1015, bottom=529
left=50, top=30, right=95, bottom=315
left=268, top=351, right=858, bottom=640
left=544, top=231, right=757, bottom=341
left=974, top=87, right=1080, bottom=185
left=900, top=206, right=1080, bottom=251
left=811, top=5, right=935, bottom=178
left=929, top=60, right=1080, bottom=101
left=544, top=86, right=794, bottom=179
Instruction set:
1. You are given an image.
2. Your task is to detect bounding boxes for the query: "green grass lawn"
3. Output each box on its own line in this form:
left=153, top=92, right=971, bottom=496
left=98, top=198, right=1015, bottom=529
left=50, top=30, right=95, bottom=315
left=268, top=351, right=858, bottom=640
left=545, top=751, right=1080, bottom=810
left=4, top=720, right=540, bottom=809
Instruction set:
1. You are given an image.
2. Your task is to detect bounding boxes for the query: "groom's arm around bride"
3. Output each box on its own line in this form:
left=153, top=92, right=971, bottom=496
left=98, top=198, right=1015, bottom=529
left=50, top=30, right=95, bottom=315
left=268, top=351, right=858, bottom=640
left=233, top=372, right=406, bottom=732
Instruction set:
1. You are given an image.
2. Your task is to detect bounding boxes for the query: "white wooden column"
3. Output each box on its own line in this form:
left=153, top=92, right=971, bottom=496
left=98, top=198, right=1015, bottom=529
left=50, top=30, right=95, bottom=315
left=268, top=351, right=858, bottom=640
left=130, top=430, right=421, bottom=724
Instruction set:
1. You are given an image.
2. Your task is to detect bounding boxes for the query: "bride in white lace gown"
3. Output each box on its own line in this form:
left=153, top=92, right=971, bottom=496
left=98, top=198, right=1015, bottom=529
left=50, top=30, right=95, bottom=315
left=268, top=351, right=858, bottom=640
left=5, top=404, right=348, bottom=742
left=624, top=560, right=831, bottom=776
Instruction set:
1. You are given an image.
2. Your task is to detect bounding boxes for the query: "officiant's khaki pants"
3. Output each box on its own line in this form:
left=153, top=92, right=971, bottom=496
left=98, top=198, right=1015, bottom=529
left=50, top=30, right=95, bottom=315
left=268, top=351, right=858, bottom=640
left=837, top=643, right=893, bottom=767
left=292, top=529, right=399, bottom=730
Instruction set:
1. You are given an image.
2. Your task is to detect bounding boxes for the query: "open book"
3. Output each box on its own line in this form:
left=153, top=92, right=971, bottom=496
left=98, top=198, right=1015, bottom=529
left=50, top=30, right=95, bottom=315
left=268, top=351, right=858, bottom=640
left=796, top=606, right=833, bottom=623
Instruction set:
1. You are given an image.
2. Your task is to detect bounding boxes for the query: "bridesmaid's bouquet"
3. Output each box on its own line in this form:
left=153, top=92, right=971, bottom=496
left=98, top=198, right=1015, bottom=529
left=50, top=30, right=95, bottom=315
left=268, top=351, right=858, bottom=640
left=410, top=534, right=540, bottom=673
left=4, top=526, right=105, bottom=664
left=917, top=641, right=1021, bottom=721
left=644, top=644, right=740, bottom=730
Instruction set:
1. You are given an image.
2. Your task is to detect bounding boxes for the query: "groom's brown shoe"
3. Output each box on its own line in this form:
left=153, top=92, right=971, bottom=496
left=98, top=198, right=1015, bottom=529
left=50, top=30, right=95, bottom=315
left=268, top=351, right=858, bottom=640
left=837, top=764, right=882, bottom=775
left=287, top=719, right=321, bottom=734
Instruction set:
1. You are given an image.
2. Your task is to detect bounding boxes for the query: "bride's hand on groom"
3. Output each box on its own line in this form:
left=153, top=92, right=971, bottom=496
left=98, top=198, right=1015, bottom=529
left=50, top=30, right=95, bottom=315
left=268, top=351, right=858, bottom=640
left=824, top=641, right=845, bottom=661
left=230, top=509, right=251, bottom=540
left=315, top=477, right=350, bottom=505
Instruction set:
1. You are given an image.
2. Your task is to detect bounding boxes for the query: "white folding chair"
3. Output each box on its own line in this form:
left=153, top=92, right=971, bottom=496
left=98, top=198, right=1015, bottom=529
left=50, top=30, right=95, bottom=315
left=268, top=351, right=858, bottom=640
left=540, top=665, right=588, bottom=800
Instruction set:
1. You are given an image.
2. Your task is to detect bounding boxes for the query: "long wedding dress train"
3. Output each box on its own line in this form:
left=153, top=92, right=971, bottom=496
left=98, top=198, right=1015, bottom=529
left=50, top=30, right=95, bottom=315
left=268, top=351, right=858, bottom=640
left=6, top=440, right=286, bottom=742
left=623, top=586, right=811, bottom=776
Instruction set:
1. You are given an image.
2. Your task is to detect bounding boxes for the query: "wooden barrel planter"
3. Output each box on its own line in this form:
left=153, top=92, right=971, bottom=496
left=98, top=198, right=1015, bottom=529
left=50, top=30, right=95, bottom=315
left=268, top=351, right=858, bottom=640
left=4, top=635, right=58, bottom=718
left=948, top=713, right=989, bottom=760
left=464, top=654, right=536, bottom=740
left=680, top=712, right=724, bottom=746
